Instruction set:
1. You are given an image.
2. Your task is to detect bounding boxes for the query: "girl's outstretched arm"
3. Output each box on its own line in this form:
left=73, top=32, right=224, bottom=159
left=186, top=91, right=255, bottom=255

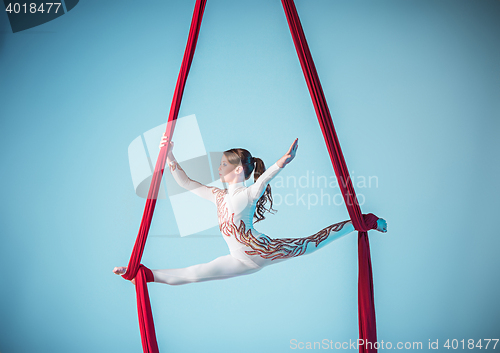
left=160, top=137, right=217, bottom=204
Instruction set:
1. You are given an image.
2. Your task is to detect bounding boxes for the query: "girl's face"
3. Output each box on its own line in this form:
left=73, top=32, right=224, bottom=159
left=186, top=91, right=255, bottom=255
left=218, top=154, right=242, bottom=182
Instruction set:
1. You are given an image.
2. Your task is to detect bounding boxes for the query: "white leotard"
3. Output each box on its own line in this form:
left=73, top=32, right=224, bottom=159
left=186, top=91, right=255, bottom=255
left=150, top=158, right=354, bottom=285
left=168, top=157, right=284, bottom=268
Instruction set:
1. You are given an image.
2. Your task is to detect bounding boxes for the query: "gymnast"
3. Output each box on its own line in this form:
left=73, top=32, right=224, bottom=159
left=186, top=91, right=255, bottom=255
left=114, top=135, right=387, bottom=285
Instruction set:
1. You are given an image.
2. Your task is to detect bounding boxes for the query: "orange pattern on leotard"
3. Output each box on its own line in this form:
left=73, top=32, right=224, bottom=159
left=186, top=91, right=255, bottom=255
left=211, top=188, right=350, bottom=261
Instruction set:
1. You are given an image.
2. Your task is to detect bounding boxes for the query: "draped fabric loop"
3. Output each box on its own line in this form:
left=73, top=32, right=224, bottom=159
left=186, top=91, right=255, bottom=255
left=122, top=1, right=378, bottom=352
left=281, top=1, right=378, bottom=351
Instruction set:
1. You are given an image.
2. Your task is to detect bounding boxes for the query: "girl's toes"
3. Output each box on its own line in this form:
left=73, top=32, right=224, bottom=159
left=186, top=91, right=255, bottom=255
left=376, top=219, right=387, bottom=233
left=113, top=266, right=127, bottom=275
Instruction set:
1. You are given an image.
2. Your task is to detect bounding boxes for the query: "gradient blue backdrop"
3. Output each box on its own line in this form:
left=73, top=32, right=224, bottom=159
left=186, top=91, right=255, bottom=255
left=1, top=0, right=499, bottom=352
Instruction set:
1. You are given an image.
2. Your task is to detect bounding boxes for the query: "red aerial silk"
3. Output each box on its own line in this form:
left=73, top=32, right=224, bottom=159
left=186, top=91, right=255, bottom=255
left=122, top=1, right=377, bottom=352
left=281, top=1, right=377, bottom=352
left=121, top=1, right=207, bottom=352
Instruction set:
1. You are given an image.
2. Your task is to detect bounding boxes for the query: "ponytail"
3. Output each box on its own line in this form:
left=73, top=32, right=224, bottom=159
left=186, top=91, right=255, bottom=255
left=252, top=157, right=278, bottom=224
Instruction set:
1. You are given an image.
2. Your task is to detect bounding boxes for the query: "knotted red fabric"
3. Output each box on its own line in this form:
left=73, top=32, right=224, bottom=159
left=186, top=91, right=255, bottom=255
left=122, top=1, right=378, bottom=352
left=281, top=1, right=378, bottom=352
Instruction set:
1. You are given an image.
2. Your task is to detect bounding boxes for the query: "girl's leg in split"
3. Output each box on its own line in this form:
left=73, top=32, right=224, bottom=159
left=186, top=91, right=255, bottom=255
left=247, top=219, right=356, bottom=267
left=299, top=219, right=355, bottom=256
left=151, top=254, right=261, bottom=285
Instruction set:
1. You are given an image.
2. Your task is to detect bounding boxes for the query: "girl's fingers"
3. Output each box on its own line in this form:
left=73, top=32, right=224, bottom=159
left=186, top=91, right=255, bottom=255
left=159, top=139, right=173, bottom=149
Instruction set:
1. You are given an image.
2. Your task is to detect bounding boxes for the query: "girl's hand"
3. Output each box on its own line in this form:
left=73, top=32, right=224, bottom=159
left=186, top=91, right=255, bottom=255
left=277, top=138, right=298, bottom=168
left=159, top=133, right=175, bottom=160
left=159, top=132, right=169, bottom=149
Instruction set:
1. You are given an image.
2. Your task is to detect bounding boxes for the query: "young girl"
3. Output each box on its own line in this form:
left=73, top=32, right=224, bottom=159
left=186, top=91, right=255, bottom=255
left=114, top=136, right=387, bottom=285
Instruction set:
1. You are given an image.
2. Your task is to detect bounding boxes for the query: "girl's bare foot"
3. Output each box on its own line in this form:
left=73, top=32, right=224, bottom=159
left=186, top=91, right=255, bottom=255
left=113, top=266, right=127, bottom=275
left=113, top=266, right=136, bottom=285
left=376, top=218, right=388, bottom=233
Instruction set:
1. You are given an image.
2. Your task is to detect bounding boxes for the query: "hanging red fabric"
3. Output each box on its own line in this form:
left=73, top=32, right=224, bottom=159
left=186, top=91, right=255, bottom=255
left=121, top=1, right=207, bottom=352
left=280, top=1, right=378, bottom=352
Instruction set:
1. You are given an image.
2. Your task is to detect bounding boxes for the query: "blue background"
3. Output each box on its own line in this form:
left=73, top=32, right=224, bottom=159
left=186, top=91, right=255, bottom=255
left=1, top=0, right=499, bottom=352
